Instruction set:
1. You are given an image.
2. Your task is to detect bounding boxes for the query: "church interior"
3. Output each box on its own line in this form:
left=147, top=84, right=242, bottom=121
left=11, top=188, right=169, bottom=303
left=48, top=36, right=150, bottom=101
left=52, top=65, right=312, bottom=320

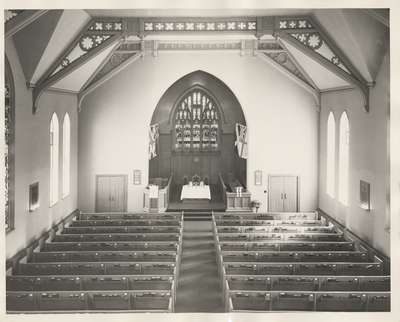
left=3, top=7, right=396, bottom=316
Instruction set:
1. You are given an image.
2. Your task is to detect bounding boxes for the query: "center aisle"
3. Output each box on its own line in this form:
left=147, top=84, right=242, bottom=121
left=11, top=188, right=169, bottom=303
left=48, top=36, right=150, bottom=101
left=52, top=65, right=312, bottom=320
left=175, top=219, right=224, bottom=312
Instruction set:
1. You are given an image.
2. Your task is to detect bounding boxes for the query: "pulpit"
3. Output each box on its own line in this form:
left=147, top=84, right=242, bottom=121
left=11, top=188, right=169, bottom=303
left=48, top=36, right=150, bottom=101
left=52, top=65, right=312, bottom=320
left=143, top=176, right=172, bottom=213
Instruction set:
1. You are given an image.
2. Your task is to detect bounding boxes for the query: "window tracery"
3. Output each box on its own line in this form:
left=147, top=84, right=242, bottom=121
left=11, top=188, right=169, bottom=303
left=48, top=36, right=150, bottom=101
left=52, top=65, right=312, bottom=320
left=174, top=89, right=220, bottom=151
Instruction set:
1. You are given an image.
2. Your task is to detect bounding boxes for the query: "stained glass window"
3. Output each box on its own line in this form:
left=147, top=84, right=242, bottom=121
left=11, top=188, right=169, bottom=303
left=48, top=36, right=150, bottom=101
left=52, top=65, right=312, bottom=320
left=5, top=57, right=15, bottom=231
left=174, top=89, right=220, bottom=151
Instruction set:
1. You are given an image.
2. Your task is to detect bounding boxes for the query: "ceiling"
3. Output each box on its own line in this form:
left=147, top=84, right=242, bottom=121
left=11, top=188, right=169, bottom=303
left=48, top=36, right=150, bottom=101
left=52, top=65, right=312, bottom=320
left=85, top=9, right=313, bottom=17
left=6, top=9, right=389, bottom=108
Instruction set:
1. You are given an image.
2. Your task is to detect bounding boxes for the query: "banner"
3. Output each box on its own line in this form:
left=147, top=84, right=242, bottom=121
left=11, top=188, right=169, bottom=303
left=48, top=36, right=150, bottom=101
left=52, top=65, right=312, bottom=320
left=149, top=124, right=159, bottom=159
left=235, top=123, right=248, bottom=159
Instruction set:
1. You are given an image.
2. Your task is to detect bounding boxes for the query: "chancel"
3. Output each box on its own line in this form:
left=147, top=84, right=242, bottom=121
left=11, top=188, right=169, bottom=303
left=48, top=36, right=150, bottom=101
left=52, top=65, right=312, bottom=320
left=3, top=8, right=392, bottom=315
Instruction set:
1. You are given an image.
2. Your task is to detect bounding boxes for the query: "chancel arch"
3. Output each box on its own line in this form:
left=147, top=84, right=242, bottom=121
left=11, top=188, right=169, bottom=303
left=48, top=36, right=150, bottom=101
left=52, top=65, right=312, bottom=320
left=149, top=70, right=247, bottom=204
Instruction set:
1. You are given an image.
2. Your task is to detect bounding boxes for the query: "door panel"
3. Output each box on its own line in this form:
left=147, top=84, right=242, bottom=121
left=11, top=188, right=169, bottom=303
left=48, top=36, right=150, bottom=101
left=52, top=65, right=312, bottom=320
left=268, top=176, right=284, bottom=212
left=283, top=176, right=298, bottom=212
left=96, top=176, right=110, bottom=212
left=96, top=175, right=127, bottom=212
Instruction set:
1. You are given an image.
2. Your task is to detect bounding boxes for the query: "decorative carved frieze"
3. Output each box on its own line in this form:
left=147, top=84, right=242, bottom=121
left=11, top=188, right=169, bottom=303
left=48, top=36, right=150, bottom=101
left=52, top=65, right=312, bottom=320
left=143, top=19, right=256, bottom=32
left=4, top=10, right=24, bottom=23
left=51, top=20, right=124, bottom=76
left=289, top=32, right=350, bottom=74
left=264, top=52, right=313, bottom=87
left=277, top=18, right=313, bottom=30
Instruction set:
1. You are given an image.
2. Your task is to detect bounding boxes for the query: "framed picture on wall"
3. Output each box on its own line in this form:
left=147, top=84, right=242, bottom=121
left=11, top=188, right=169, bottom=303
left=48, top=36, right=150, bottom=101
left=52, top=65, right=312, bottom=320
left=133, top=170, right=141, bottom=185
left=360, top=180, right=371, bottom=211
left=29, top=182, right=39, bottom=212
left=254, top=170, right=262, bottom=186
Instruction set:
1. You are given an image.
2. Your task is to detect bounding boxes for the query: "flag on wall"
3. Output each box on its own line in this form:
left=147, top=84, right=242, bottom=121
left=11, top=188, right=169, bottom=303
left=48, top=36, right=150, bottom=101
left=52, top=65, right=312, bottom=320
left=235, top=123, right=248, bottom=159
left=149, top=124, right=159, bottom=159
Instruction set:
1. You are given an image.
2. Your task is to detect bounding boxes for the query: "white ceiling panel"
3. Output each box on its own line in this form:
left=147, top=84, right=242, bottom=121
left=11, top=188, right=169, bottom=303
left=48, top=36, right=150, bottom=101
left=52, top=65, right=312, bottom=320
left=50, top=43, right=118, bottom=92
left=86, top=9, right=312, bottom=18
left=282, top=39, right=350, bottom=90
left=31, top=10, right=91, bottom=84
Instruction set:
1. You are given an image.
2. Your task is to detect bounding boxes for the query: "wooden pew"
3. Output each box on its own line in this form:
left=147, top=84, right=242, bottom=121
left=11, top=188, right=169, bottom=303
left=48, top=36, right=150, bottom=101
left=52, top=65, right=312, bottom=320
left=220, top=251, right=370, bottom=263
left=213, top=211, right=319, bottom=221
left=225, top=275, right=390, bottom=292
left=17, top=262, right=177, bottom=276
left=53, top=233, right=181, bottom=242
left=227, top=291, right=390, bottom=312
left=62, top=226, right=182, bottom=234
left=78, top=212, right=183, bottom=221
left=31, top=251, right=178, bottom=263
left=219, top=241, right=356, bottom=252
left=42, top=241, right=179, bottom=252
left=222, top=261, right=383, bottom=276
left=7, top=275, right=175, bottom=293
left=71, top=218, right=182, bottom=226
left=6, top=290, right=173, bottom=312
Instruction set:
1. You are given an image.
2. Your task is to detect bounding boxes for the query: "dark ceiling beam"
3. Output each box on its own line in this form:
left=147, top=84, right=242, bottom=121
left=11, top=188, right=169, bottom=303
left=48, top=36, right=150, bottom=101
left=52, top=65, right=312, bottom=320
left=277, top=31, right=370, bottom=112
left=33, top=19, right=94, bottom=88
left=33, top=34, right=122, bottom=114
left=277, top=38, right=319, bottom=90
left=5, top=10, right=48, bottom=38
left=309, top=15, right=370, bottom=88
left=32, top=17, right=124, bottom=114
left=79, top=38, right=124, bottom=92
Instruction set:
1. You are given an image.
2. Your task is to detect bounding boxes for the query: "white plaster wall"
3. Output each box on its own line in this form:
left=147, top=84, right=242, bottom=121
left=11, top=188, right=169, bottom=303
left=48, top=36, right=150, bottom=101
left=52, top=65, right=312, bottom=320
left=318, top=51, right=390, bottom=256
left=78, top=51, right=319, bottom=213
left=6, top=38, right=79, bottom=258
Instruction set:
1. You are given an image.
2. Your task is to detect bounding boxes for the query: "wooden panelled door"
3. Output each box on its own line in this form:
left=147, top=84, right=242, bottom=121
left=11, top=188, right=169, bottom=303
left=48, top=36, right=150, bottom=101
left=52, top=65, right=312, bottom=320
left=268, top=175, right=298, bottom=212
left=96, top=175, right=127, bottom=212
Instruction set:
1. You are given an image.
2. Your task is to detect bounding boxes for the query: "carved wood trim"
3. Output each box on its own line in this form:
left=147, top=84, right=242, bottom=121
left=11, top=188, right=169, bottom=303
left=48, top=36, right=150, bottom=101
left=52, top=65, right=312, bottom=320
left=33, top=33, right=123, bottom=113
left=5, top=10, right=48, bottom=38
left=277, top=31, right=369, bottom=112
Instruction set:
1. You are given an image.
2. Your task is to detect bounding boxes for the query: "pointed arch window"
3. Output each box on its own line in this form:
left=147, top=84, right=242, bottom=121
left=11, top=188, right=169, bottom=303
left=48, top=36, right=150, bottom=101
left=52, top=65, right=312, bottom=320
left=50, top=113, right=59, bottom=206
left=326, top=112, right=336, bottom=197
left=338, top=111, right=350, bottom=205
left=62, top=113, right=71, bottom=198
left=174, top=89, right=220, bottom=151
left=5, top=57, right=15, bottom=232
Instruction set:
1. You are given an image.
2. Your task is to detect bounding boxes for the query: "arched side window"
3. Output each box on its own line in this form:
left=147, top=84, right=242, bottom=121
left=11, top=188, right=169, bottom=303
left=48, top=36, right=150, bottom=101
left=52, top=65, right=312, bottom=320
left=326, top=112, right=336, bottom=197
left=5, top=57, right=15, bottom=232
left=174, top=88, right=220, bottom=151
left=50, top=113, right=59, bottom=206
left=338, top=111, right=350, bottom=205
left=62, top=113, right=71, bottom=198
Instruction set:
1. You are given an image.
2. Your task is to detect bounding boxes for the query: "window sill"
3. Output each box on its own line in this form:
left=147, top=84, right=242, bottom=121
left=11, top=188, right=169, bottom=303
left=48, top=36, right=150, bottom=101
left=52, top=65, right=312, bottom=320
left=62, top=194, right=70, bottom=200
left=6, top=227, right=15, bottom=235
